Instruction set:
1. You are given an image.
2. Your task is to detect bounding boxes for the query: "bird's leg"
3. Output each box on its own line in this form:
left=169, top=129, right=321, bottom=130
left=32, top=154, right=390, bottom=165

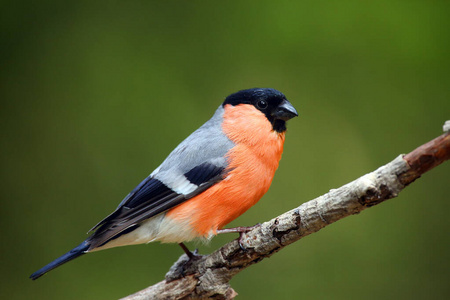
left=178, top=243, right=200, bottom=260
left=178, top=242, right=193, bottom=259
left=167, top=243, right=202, bottom=282
left=216, top=224, right=261, bottom=250
left=216, top=224, right=260, bottom=235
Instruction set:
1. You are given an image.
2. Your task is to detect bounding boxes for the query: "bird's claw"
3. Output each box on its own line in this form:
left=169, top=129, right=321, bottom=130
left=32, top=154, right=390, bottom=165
left=237, top=223, right=261, bottom=251
left=188, top=248, right=202, bottom=260
left=166, top=248, right=204, bottom=282
left=238, top=234, right=247, bottom=251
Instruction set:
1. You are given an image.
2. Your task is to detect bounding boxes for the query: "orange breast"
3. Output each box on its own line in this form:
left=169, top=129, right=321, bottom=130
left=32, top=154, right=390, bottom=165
left=166, top=104, right=285, bottom=237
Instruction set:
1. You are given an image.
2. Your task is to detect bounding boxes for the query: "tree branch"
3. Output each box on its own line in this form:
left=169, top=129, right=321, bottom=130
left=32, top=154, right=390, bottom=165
left=121, top=123, right=450, bottom=300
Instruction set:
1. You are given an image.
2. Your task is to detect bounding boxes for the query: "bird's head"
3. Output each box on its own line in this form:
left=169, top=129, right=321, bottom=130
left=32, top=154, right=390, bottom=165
left=223, top=88, right=298, bottom=132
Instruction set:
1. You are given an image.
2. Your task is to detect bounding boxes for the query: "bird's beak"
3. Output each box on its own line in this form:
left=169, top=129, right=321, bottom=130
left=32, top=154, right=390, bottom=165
left=272, top=100, right=298, bottom=121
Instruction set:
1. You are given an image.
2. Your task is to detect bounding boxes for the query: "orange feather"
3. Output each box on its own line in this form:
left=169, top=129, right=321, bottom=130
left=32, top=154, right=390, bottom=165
left=166, top=104, right=285, bottom=237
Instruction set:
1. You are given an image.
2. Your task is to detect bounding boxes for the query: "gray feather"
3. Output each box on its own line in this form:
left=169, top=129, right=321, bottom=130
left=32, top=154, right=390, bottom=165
left=152, top=105, right=234, bottom=191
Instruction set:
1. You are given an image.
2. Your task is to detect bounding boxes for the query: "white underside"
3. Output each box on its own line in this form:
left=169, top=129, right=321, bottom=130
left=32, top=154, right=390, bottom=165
left=91, top=213, right=204, bottom=252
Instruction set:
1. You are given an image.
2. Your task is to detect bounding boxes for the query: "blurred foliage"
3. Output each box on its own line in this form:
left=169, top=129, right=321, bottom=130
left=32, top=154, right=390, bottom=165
left=1, top=1, right=449, bottom=299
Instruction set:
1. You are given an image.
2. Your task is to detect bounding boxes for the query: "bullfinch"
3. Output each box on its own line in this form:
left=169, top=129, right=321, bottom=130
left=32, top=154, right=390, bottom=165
left=30, top=88, right=298, bottom=280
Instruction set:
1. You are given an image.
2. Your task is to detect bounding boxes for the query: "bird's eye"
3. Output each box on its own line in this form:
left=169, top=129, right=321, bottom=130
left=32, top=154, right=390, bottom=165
left=256, top=100, right=268, bottom=109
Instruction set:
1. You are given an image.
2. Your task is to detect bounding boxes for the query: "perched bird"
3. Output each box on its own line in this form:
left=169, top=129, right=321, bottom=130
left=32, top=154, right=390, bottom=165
left=30, top=88, right=298, bottom=280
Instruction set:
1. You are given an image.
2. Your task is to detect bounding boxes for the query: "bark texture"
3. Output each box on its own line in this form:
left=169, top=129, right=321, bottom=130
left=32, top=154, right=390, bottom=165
left=121, top=127, right=450, bottom=300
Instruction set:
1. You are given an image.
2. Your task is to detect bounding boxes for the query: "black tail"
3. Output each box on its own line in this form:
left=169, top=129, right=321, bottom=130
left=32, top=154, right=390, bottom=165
left=30, top=241, right=90, bottom=280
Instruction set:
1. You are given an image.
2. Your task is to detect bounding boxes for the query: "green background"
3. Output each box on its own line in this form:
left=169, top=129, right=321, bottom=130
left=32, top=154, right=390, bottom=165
left=1, top=1, right=449, bottom=299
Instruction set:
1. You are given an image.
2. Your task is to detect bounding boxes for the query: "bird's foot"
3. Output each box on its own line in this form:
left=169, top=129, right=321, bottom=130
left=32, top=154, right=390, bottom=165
left=217, top=223, right=261, bottom=251
left=165, top=243, right=203, bottom=282
left=178, top=242, right=202, bottom=260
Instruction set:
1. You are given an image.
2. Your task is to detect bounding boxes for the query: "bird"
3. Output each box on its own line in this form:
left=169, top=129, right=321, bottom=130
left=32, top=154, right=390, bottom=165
left=30, top=88, right=298, bottom=280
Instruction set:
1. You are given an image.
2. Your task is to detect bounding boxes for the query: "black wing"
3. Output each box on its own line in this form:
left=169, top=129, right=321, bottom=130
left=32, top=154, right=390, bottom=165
left=86, top=163, right=225, bottom=249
